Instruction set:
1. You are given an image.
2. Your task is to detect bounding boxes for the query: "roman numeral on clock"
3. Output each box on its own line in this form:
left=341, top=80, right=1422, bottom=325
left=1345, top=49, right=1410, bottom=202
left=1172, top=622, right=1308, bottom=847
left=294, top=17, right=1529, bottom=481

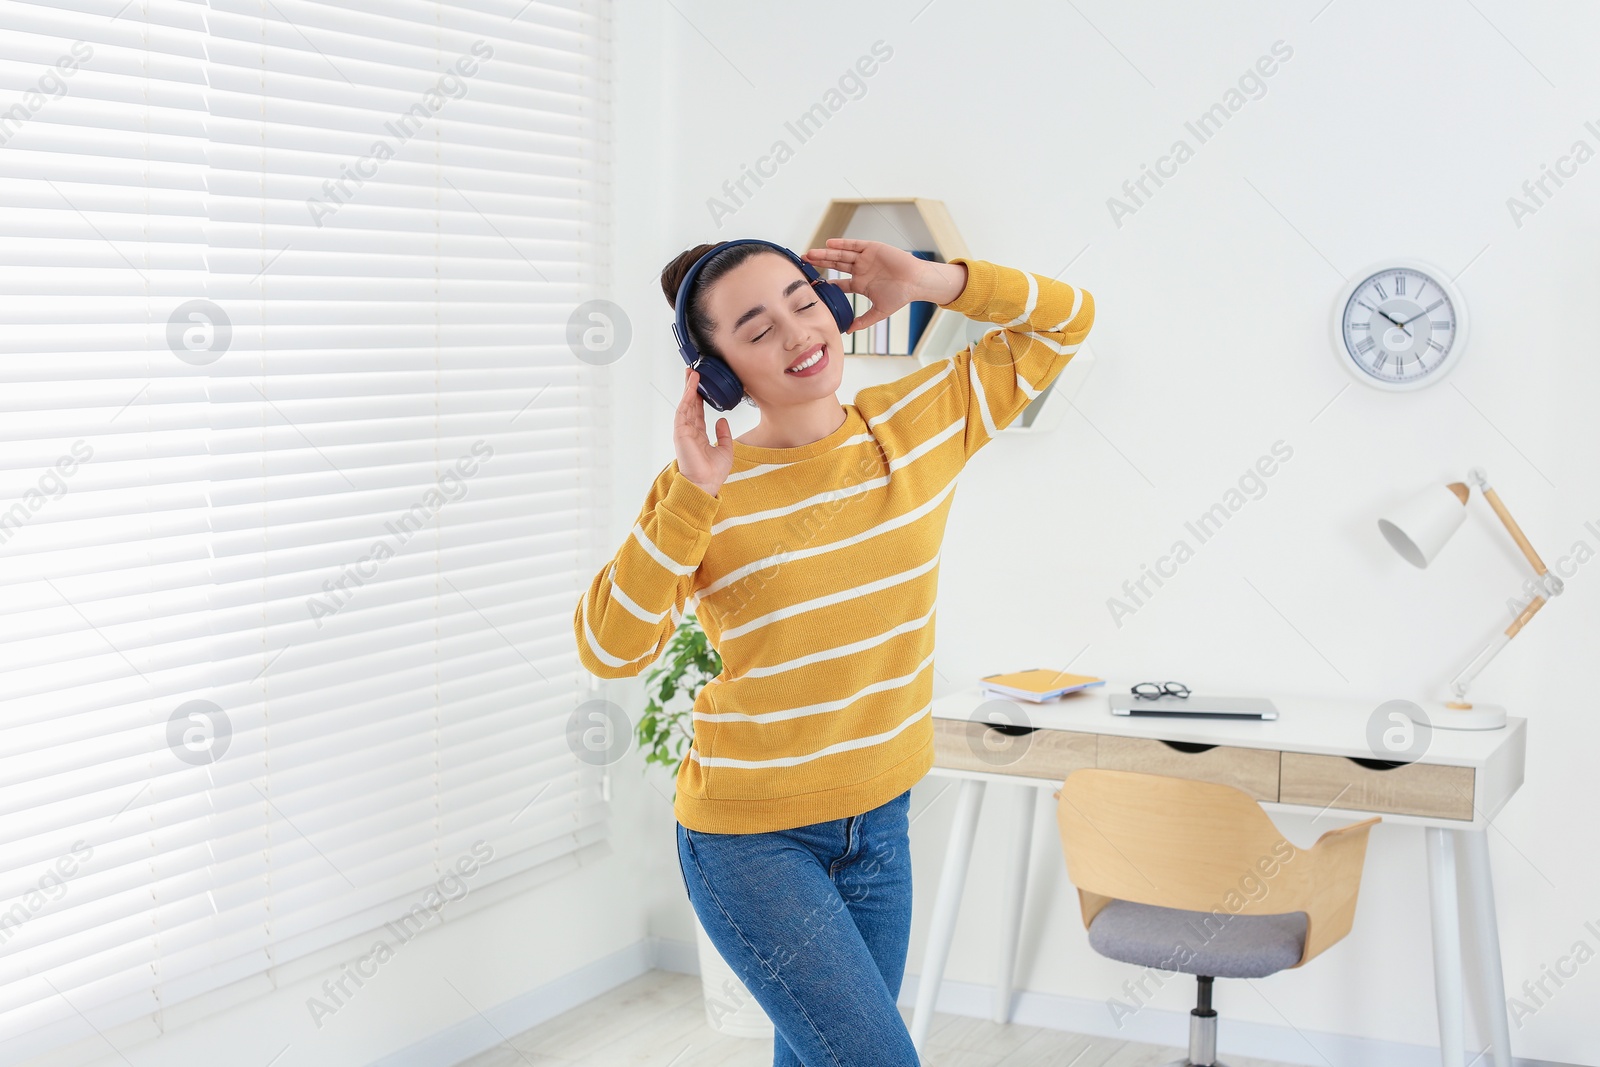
left=1355, top=336, right=1375, bottom=355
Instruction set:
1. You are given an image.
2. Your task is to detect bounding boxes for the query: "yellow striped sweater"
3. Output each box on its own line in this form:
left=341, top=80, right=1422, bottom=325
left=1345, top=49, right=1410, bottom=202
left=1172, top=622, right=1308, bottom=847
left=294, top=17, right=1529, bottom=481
left=575, top=258, right=1095, bottom=833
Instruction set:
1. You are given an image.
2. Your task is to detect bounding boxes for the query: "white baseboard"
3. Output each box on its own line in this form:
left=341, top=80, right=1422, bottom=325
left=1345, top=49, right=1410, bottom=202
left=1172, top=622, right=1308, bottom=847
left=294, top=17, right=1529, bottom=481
left=650, top=934, right=699, bottom=976
left=894, top=968, right=1576, bottom=1067
left=369, top=936, right=1577, bottom=1067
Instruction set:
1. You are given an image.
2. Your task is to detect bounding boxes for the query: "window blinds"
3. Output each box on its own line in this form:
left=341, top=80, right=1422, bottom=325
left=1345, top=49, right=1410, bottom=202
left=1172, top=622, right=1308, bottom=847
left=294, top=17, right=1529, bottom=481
left=0, top=0, right=610, bottom=1055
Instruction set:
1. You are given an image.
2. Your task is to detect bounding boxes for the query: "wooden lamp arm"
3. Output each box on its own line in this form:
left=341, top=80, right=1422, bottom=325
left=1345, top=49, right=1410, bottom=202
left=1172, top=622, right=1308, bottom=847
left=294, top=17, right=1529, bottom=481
left=1446, top=472, right=1563, bottom=702
left=1478, top=482, right=1549, bottom=577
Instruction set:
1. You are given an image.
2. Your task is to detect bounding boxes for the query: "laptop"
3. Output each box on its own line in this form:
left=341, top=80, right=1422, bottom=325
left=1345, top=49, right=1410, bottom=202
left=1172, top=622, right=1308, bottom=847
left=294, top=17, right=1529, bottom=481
left=1109, top=693, right=1279, bottom=720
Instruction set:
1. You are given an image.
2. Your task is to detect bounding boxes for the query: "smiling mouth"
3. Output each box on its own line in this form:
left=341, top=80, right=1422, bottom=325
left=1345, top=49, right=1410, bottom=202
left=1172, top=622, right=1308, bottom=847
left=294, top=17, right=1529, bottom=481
left=785, top=344, right=826, bottom=373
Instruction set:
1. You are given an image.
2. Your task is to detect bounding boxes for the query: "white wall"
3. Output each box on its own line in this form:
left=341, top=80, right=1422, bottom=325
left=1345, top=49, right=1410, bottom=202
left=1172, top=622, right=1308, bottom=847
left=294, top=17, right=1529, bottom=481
left=622, top=0, right=1600, bottom=1063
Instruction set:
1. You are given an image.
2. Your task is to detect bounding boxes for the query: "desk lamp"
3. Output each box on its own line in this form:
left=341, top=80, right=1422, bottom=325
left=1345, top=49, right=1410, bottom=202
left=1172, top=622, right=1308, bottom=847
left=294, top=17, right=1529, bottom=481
left=1377, top=467, right=1562, bottom=730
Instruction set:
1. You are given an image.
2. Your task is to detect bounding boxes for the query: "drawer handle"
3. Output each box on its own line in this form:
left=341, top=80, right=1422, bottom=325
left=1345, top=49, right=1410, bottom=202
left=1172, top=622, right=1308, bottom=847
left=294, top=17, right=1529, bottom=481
left=984, top=723, right=1036, bottom=737
left=1347, top=756, right=1410, bottom=771
left=1159, top=740, right=1218, bottom=755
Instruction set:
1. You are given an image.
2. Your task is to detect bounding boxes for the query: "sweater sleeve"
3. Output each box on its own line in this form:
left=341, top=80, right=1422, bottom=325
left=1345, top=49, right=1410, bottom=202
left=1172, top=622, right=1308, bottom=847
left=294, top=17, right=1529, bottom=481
left=574, top=461, right=719, bottom=679
left=912, top=257, right=1095, bottom=461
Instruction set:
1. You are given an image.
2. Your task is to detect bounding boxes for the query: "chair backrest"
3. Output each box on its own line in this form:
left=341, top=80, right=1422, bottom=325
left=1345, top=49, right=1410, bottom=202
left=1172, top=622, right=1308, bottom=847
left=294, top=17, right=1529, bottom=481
left=1057, top=768, right=1380, bottom=967
left=1057, top=768, right=1314, bottom=921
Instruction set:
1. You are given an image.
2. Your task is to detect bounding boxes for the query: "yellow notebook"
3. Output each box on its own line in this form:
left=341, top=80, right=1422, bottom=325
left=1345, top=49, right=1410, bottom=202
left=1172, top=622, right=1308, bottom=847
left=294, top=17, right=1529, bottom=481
left=978, top=668, right=1104, bottom=702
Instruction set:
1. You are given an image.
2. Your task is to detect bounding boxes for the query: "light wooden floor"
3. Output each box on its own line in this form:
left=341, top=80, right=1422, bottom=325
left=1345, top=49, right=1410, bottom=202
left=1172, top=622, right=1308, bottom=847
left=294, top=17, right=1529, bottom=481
left=454, top=969, right=1301, bottom=1067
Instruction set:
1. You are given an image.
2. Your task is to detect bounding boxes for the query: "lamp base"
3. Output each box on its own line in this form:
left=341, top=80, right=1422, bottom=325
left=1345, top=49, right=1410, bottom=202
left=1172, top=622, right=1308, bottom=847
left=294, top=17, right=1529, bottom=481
left=1408, top=701, right=1508, bottom=731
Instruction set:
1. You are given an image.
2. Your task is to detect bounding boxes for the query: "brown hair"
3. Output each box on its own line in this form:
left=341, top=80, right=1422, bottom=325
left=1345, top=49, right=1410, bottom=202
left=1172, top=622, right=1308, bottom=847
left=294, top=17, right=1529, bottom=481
left=659, top=241, right=785, bottom=363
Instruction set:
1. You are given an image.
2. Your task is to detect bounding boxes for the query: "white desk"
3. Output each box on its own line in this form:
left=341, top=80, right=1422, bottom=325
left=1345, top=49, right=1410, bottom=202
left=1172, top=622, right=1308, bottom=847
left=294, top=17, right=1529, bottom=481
left=910, top=683, right=1527, bottom=1066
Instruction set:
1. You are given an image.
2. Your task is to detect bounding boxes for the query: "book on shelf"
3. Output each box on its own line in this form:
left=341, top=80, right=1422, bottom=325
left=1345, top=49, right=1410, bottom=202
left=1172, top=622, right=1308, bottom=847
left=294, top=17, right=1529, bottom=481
left=906, top=250, right=938, bottom=356
left=978, top=669, right=1104, bottom=703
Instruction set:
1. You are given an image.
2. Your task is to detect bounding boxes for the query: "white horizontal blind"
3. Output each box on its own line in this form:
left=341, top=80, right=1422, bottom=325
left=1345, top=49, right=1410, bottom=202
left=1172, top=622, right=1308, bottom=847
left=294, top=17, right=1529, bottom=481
left=0, top=0, right=611, bottom=1057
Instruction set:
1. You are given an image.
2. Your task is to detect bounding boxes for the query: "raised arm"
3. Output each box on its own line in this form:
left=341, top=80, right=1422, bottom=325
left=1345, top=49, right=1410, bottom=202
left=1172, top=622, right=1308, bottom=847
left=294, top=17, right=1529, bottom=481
left=825, top=245, right=1096, bottom=463
left=573, top=461, right=718, bottom=679
left=933, top=257, right=1094, bottom=459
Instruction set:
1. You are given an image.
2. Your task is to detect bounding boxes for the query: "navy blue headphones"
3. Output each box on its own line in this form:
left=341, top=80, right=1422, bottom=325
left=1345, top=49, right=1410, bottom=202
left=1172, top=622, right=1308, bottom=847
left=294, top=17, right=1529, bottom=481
left=671, top=238, right=858, bottom=412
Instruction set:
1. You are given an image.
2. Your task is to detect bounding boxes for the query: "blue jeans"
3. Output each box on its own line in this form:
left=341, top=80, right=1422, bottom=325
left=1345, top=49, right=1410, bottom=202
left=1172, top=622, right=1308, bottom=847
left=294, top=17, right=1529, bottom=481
left=675, top=788, right=919, bottom=1067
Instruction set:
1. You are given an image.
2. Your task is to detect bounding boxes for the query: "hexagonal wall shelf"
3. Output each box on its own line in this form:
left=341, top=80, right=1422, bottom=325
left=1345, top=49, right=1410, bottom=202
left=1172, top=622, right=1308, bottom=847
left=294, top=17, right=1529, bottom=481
left=803, top=197, right=1093, bottom=435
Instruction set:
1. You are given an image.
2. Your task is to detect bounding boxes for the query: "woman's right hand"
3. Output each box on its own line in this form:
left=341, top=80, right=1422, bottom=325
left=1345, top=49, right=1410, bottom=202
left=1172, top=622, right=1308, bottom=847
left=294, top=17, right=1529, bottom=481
left=674, top=366, right=734, bottom=498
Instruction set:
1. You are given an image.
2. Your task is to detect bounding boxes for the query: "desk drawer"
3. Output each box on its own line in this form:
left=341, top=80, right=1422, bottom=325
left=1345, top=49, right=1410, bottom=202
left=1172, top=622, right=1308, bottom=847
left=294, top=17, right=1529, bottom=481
left=1279, top=752, right=1475, bottom=820
left=1095, top=736, right=1280, bottom=801
left=932, top=718, right=1096, bottom=778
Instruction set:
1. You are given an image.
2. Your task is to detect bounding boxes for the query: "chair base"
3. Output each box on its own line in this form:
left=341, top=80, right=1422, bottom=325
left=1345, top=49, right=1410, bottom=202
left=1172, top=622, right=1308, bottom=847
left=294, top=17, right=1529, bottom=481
left=1177, top=974, right=1222, bottom=1067
left=1159, top=1060, right=1231, bottom=1067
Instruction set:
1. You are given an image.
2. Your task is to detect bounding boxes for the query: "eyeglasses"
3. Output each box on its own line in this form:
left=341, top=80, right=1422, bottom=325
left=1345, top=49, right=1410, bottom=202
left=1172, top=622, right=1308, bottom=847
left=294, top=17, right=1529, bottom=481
left=1132, top=680, right=1190, bottom=700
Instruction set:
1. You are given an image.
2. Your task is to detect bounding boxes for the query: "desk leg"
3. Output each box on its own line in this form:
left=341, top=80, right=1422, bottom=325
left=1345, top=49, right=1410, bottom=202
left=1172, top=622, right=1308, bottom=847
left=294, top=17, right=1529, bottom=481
left=992, top=783, right=1036, bottom=1024
left=1426, top=827, right=1465, bottom=1066
left=1458, top=828, right=1513, bottom=1067
left=910, top=777, right=986, bottom=1053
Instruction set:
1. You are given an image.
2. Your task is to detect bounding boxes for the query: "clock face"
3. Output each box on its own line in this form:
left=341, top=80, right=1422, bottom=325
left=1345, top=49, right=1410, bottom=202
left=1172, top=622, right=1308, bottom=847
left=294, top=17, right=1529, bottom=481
left=1334, top=262, right=1468, bottom=390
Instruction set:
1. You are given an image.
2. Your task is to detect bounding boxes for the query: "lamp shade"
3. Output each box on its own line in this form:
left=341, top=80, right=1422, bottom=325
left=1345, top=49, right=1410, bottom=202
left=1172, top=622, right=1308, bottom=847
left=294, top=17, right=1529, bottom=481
left=1378, top=482, right=1470, bottom=568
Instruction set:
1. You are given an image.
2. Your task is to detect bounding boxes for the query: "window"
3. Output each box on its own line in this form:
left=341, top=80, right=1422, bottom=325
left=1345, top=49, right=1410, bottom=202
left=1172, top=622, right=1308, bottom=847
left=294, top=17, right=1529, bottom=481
left=0, top=0, right=610, bottom=1053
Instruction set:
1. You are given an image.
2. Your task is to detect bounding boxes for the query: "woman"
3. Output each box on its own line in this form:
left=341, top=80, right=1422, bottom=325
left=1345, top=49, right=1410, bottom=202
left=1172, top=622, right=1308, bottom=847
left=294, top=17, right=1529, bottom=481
left=574, top=237, right=1094, bottom=1065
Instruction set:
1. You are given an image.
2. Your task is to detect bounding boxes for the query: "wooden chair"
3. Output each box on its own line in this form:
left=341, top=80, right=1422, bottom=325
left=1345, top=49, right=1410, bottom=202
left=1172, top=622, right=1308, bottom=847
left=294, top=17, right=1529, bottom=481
left=1054, top=769, right=1380, bottom=1067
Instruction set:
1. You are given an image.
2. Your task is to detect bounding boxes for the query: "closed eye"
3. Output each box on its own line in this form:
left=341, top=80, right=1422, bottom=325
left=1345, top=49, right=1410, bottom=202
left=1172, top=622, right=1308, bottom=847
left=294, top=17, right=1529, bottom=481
left=752, top=301, right=818, bottom=343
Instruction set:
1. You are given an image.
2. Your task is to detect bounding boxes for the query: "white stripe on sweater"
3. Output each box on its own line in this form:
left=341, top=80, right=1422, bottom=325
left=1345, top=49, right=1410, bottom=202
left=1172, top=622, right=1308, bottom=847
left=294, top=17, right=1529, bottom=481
left=699, top=472, right=959, bottom=600
left=579, top=570, right=684, bottom=667
left=866, top=362, right=958, bottom=430
left=969, top=354, right=1000, bottom=439
left=1050, top=284, right=1085, bottom=333
left=606, top=561, right=664, bottom=624
left=687, top=701, right=930, bottom=769
left=716, top=551, right=941, bottom=642
left=738, top=605, right=937, bottom=680
left=629, top=522, right=697, bottom=576
left=694, top=652, right=935, bottom=724
left=723, top=432, right=875, bottom=483
left=1002, top=270, right=1039, bottom=328
left=708, top=416, right=964, bottom=537
left=578, top=595, right=634, bottom=669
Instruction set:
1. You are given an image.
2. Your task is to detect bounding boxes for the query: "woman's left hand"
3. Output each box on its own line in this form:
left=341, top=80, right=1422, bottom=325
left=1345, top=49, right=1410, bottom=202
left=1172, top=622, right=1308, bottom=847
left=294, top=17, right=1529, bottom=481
left=800, top=238, right=967, bottom=333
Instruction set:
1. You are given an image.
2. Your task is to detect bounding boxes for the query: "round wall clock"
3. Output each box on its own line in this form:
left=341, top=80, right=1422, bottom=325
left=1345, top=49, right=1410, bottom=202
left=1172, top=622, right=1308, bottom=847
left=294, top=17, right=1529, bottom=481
left=1331, top=260, right=1468, bottom=391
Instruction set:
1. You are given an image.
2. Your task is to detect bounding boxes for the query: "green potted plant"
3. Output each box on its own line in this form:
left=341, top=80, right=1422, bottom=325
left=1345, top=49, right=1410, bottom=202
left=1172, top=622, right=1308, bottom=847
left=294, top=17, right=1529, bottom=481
left=636, top=613, right=720, bottom=781
left=637, top=613, right=773, bottom=1040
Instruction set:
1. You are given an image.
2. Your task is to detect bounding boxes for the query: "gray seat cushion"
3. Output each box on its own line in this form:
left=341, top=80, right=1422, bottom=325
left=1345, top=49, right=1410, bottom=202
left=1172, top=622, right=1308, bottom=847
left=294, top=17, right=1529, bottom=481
left=1087, top=899, right=1307, bottom=979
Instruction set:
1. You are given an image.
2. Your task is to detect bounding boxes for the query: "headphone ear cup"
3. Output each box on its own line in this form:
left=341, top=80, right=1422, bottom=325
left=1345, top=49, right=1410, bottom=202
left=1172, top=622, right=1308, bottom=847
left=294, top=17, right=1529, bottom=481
left=691, top=356, right=745, bottom=413
left=818, top=280, right=856, bottom=334
left=674, top=319, right=744, bottom=412
left=796, top=257, right=857, bottom=334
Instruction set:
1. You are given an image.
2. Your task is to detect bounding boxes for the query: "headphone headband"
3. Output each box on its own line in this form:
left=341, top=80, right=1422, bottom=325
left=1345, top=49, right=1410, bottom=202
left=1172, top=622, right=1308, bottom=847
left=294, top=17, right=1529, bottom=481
left=671, top=238, right=856, bottom=412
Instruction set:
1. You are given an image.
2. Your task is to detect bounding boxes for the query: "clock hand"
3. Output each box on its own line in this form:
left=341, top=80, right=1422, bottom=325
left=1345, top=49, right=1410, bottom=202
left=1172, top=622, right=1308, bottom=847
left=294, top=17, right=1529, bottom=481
left=1375, top=308, right=1411, bottom=337
left=1397, top=307, right=1432, bottom=328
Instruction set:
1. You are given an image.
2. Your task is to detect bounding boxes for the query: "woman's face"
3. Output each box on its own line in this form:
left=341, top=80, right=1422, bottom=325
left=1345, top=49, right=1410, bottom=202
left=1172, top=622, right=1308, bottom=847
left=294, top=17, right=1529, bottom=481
left=702, top=252, right=844, bottom=408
